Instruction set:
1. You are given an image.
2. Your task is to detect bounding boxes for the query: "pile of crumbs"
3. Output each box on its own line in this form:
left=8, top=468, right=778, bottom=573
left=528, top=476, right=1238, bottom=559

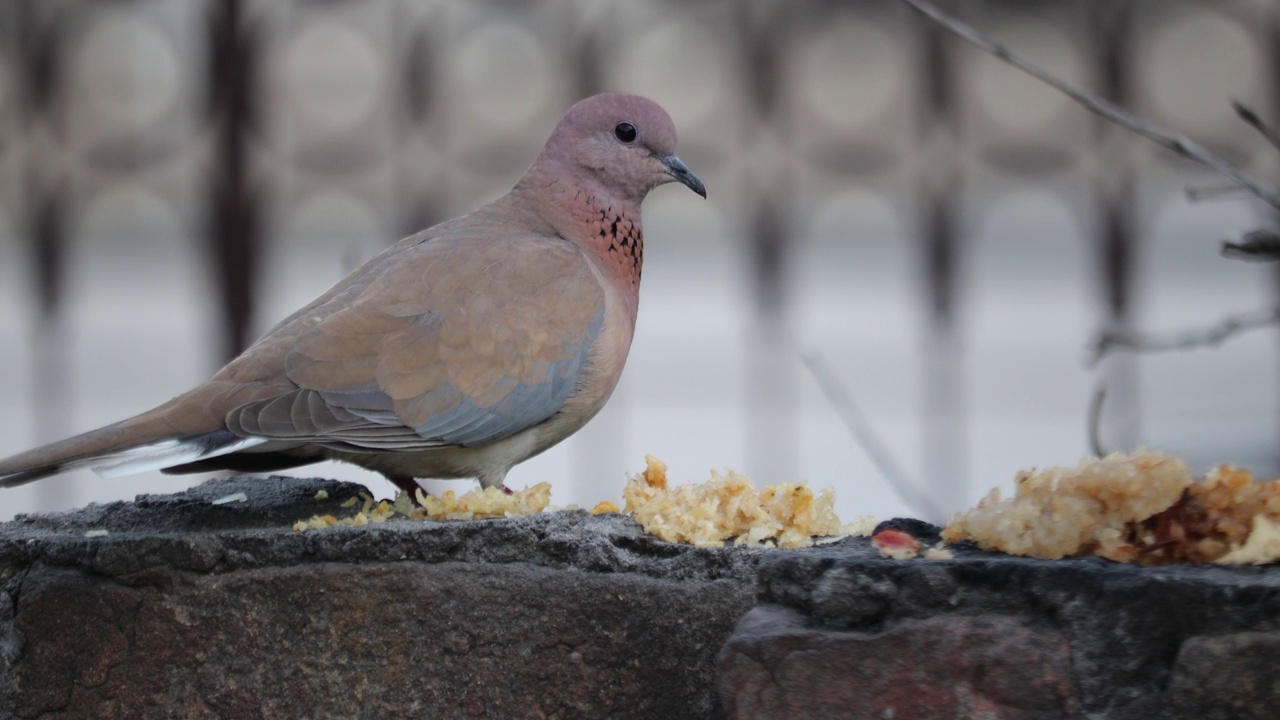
left=292, top=456, right=871, bottom=550
left=943, top=450, right=1280, bottom=565
left=623, top=454, right=874, bottom=548
left=292, top=483, right=552, bottom=531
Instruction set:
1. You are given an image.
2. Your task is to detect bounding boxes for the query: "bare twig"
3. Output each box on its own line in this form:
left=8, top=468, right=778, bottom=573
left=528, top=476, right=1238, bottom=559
left=899, top=0, right=1280, bottom=211
left=1234, top=101, right=1280, bottom=156
left=1086, top=383, right=1108, bottom=458
left=1089, top=306, right=1280, bottom=365
left=801, top=353, right=946, bottom=522
left=1186, top=183, right=1253, bottom=203
left=1222, top=229, right=1280, bottom=262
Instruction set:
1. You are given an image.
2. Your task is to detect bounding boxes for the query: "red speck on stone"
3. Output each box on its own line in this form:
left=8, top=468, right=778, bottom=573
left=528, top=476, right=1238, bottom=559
left=873, top=529, right=921, bottom=553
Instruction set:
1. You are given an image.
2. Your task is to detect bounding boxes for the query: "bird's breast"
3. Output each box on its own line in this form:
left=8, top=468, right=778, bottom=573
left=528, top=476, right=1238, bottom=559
left=541, top=249, right=637, bottom=446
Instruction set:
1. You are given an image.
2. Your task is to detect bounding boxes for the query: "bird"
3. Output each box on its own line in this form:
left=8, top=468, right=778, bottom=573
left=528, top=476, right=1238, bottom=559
left=0, top=92, right=706, bottom=497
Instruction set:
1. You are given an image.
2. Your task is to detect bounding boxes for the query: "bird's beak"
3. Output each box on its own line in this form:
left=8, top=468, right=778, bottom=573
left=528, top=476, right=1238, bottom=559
left=660, top=154, right=707, bottom=199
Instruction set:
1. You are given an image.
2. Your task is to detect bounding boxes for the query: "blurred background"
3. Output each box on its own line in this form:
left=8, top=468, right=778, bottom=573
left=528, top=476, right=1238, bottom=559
left=1, top=0, right=1279, bottom=524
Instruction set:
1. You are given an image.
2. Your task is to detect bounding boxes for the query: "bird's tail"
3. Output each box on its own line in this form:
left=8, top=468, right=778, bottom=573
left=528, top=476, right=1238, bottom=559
left=0, top=411, right=263, bottom=488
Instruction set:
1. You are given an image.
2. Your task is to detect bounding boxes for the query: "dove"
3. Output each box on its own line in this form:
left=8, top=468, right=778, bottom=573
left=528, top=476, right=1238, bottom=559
left=0, top=92, right=706, bottom=496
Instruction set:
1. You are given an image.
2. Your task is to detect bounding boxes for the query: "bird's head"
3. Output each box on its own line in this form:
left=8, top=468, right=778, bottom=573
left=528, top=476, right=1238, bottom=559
left=540, top=92, right=706, bottom=204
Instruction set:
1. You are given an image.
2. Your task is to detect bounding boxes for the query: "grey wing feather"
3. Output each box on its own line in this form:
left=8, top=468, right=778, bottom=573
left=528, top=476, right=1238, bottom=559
left=223, top=232, right=607, bottom=451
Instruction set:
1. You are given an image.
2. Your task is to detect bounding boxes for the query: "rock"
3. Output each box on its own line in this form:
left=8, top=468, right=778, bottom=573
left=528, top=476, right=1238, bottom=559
left=719, top=605, right=1077, bottom=719
left=1169, top=631, right=1280, bottom=719
left=0, top=476, right=766, bottom=719
left=719, top=544, right=1280, bottom=719
left=10, top=476, right=1280, bottom=719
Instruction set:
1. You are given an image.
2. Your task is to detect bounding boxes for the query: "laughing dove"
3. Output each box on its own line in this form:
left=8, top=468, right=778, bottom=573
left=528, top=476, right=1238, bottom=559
left=0, top=93, right=706, bottom=495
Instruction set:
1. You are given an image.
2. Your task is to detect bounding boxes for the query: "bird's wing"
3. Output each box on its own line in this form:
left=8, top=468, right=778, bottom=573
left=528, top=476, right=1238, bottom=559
left=218, top=231, right=606, bottom=451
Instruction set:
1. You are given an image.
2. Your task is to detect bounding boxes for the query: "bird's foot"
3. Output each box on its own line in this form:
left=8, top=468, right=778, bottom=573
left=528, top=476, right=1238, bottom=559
left=386, top=474, right=422, bottom=498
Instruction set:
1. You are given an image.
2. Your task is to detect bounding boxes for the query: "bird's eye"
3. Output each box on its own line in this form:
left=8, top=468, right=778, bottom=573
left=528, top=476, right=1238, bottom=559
left=614, top=122, right=637, bottom=144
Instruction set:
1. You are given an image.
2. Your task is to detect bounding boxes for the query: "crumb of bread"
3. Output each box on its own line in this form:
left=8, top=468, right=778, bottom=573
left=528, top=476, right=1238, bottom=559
left=313, top=489, right=329, bottom=501
left=623, top=454, right=870, bottom=548
left=943, top=451, right=1192, bottom=560
left=293, top=483, right=551, bottom=530
left=1217, top=515, right=1280, bottom=565
left=944, top=450, right=1280, bottom=565
left=590, top=501, right=621, bottom=515
left=1140, top=464, right=1280, bottom=564
left=923, top=545, right=954, bottom=560
left=416, top=484, right=552, bottom=520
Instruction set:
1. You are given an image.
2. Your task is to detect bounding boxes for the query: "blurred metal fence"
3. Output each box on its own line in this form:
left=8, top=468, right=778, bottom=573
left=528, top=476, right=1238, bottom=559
left=2, top=0, right=1279, bottom=517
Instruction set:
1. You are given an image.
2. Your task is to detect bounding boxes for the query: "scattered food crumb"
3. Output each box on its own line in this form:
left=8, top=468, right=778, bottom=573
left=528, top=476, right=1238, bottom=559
left=416, top=484, right=551, bottom=520
left=293, top=484, right=552, bottom=531
left=944, top=450, right=1280, bottom=565
left=873, top=529, right=922, bottom=560
left=1217, top=515, right=1280, bottom=565
left=314, top=489, right=329, bottom=501
left=211, top=492, right=248, bottom=506
left=290, top=455, right=873, bottom=549
left=923, top=545, right=954, bottom=560
left=623, top=454, right=872, bottom=549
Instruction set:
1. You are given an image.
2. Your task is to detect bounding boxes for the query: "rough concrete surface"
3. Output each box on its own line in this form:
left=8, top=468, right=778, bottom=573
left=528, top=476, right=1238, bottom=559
left=0, top=476, right=766, bottom=719
left=719, top=542, right=1280, bottom=719
left=7, top=476, right=1280, bottom=720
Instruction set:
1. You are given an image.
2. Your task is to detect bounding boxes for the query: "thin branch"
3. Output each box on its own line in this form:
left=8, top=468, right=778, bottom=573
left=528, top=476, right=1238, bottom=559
left=1234, top=101, right=1280, bottom=156
left=899, top=0, right=1280, bottom=212
left=1089, top=306, right=1280, bottom=366
left=801, top=352, right=946, bottom=522
left=1222, top=229, right=1280, bottom=263
left=1186, top=183, right=1253, bottom=203
left=1087, top=383, right=1108, bottom=458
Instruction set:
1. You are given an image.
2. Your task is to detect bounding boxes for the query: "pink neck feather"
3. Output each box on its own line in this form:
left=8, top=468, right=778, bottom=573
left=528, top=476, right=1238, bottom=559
left=511, top=165, right=645, bottom=322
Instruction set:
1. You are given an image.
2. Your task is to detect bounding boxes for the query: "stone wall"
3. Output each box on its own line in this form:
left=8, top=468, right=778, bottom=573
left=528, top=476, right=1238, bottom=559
left=2, top=477, right=1279, bottom=719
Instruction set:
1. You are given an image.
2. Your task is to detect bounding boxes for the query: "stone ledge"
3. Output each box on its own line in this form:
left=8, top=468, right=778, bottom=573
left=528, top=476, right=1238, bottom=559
left=719, top=539, right=1280, bottom=719
left=0, top=476, right=766, bottom=581
left=0, top=477, right=768, bottom=719
left=6, top=476, right=1280, bottom=719
left=720, top=606, right=1078, bottom=718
